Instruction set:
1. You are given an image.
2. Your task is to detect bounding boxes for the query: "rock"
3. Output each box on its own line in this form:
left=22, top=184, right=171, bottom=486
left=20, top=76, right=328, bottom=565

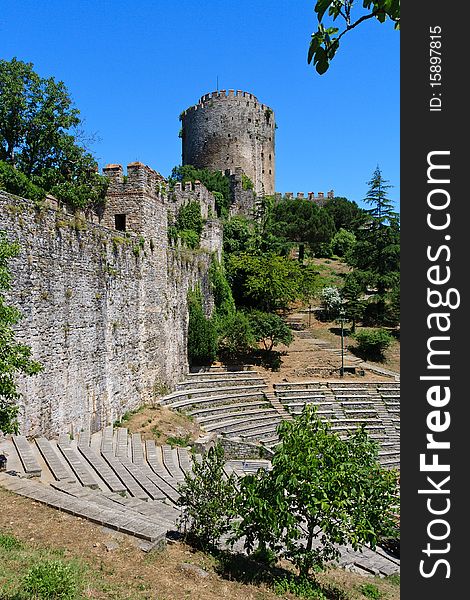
left=180, top=562, right=209, bottom=578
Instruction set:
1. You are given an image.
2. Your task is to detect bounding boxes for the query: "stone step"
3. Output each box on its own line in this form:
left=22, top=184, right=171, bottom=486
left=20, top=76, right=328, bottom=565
left=12, top=435, right=42, bottom=477
left=35, top=438, right=76, bottom=482
left=196, top=406, right=277, bottom=425
left=187, top=368, right=257, bottom=377
left=177, top=376, right=265, bottom=391
left=217, top=415, right=283, bottom=436
left=57, top=435, right=99, bottom=489
left=115, top=427, right=129, bottom=460
left=203, top=411, right=280, bottom=433
left=76, top=439, right=127, bottom=495
left=0, top=473, right=166, bottom=544
left=118, top=455, right=166, bottom=501
left=167, top=390, right=269, bottom=412
left=101, top=452, right=149, bottom=500
left=188, top=400, right=271, bottom=419
left=51, top=481, right=175, bottom=531
left=160, top=384, right=267, bottom=406
left=161, top=445, right=186, bottom=482
left=239, top=423, right=280, bottom=439
left=145, top=441, right=180, bottom=492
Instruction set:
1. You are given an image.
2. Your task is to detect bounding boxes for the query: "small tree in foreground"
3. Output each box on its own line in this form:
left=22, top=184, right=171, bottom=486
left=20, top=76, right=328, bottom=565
left=233, top=405, right=399, bottom=577
left=0, top=231, right=41, bottom=433
left=177, top=443, right=238, bottom=550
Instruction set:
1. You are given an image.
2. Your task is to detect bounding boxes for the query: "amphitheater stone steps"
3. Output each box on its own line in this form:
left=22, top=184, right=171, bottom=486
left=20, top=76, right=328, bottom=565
left=0, top=420, right=399, bottom=575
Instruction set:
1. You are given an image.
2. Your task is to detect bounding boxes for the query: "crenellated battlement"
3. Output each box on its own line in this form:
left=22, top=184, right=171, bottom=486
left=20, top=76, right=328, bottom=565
left=281, top=190, right=334, bottom=202
left=181, top=89, right=272, bottom=118
left=103, top=162, right=165, bottom=190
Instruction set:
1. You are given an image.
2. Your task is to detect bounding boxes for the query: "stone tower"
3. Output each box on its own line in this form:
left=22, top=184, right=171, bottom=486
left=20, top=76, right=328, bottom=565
left=181, top=89, right=275, bottom=195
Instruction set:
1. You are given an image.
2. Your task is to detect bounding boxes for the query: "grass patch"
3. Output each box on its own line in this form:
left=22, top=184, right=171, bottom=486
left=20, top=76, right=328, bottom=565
left=360, top=583, right=382, bottom=599
left=166, top=433, right=192, bottom=448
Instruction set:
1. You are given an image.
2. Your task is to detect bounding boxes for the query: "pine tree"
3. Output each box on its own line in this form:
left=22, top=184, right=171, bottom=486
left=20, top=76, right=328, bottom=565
left=346, top=167, right=400, bottom=325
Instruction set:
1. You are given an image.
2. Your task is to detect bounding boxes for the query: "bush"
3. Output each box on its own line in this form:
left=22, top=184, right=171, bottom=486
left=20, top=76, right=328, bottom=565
left=217, top=311, right=255, bottom=357
left=320, top=286, right=342, bottom=321
left=187, top=287, right=217, bottom=366
left=360, top=583, right=382, bottom=599
left=21, top=560, right=79, bottom=600
left=177, top=444, right=238, bottom=550
left=352, top=328, right=393, bottom=361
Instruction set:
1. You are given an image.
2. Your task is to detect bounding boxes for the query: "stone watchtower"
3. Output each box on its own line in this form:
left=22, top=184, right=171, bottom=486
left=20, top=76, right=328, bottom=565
left=181, top=90, right=275, bottom=196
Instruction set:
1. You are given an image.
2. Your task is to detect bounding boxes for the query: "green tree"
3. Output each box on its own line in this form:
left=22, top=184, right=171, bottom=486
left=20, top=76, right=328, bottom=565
left=346, top=167, right=399, bottom=324
left=216, top=311, right=255, bottom=357
left=341, top=272, right=365, bottom=332
left=177, top=443, right=238, bottom=550
left=170, top=165, right=231, bottom=218
left=0, top=231, right=42, bottom=433
left=271, top=198, right=336, bottom=260
left=222, top=215, right=255, bottom=255
left=233, top=405, right=399, bottom=577
left=248, top=309, right=293, bottom=352
left=227, top=253, right=317, bottom=312
left=187, top=287, right=217, bottom=366
left=0, top=58, right=107, bottom=212
left=323, top=196, right=367, bottom=234
left=308, top=1, right=400, bottom=74
left=330, top=227, right=356, bottom=257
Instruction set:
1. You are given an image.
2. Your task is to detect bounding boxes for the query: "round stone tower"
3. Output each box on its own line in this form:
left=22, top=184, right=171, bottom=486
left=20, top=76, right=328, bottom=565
left=181, top=89, right=275, bottom=195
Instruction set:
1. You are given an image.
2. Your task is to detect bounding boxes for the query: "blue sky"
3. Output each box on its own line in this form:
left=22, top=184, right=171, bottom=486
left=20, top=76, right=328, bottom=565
left=1, top=1, right=399, bottom=209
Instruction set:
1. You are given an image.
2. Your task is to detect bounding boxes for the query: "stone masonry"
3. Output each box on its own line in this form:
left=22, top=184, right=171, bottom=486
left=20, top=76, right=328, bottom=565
left=0, top=162, right=223, bottom=437
left=181, top=90, right=275, bottom=196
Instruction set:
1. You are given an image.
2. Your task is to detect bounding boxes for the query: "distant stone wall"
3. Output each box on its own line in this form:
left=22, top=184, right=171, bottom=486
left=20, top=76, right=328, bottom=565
left=0, top=165, right=222, bottom=437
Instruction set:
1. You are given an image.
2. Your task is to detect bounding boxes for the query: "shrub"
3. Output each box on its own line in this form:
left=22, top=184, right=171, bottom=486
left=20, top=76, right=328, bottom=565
left=331, top=228, right=356, bottom=257
left=360, top=583, right=382, bottom=599
left=177, top=443, right=238, bottom=550
left=21, top=560, right=79, bottom=600
left=187, top=287, right=217, bottom=366
left=217, top=311, right=255, bottom=357
left=320, top=286, right=342, bottom=320
left=352, top=328, right=393, bottom=360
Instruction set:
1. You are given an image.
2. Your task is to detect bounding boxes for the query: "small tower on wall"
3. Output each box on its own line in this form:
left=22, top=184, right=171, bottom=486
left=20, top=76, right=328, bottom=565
left=180, top=90, right=275, bottom=196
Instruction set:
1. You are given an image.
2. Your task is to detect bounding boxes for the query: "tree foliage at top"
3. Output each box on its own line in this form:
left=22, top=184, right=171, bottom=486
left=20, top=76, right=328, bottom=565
left=271, top=197, right=336, bottom=258
left=0, top=231, right=42, bottom=433
left=0, top=58, right=107, bottom=211
left=227, top=252, right=318, bottom=312
left=308, top=1, right=400, bottom=74
left=346, top=166, right=399, bottom=324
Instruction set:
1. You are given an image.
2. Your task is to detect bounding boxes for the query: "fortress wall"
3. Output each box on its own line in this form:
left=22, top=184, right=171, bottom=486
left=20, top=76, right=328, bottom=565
left=0, top=185, right=220, bottom=437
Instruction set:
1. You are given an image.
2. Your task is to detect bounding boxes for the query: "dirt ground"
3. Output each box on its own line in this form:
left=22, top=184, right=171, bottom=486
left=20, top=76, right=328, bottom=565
left=0, top=486, right=399, bottom=600
left=256, top=312, right=400, bottom=387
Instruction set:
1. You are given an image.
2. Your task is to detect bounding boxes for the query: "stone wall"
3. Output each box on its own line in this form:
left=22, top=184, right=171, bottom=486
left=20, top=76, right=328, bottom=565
left=0, top=166, right=222, bottom=437
left=181, top=90, right=275, bottom=196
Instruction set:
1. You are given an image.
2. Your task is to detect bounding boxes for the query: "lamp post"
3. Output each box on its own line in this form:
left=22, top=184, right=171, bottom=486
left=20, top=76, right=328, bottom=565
left=338, top=307, right=347, bottom=377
